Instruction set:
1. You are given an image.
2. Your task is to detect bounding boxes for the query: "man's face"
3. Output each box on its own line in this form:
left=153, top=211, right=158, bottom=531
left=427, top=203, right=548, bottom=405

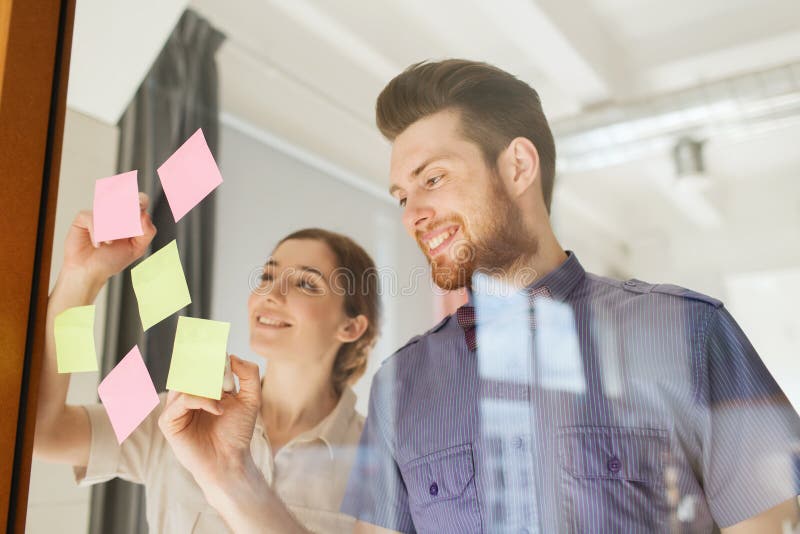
left=389, top=110, right=532, bottom=290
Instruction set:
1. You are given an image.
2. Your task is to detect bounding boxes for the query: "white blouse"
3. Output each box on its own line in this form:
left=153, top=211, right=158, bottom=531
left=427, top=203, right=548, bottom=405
left=74, top=387, right=364, bottom=533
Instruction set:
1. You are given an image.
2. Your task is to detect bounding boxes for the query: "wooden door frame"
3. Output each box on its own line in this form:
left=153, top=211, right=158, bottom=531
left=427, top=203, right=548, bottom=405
left=0, top=0, right=75, bottom=531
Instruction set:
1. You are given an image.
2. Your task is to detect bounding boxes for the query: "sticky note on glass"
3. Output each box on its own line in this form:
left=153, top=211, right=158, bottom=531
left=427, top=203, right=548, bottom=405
left=98, top=346, right=160, bottom=443
left=92, top=170, right=143, bottom=243
left=131, top=240, right=191, bottom=330
left=157, top=128, right=223, bottom=222
left=54, top=305, right=98, bottom=373
left=167, top=316, right=230, bottom=400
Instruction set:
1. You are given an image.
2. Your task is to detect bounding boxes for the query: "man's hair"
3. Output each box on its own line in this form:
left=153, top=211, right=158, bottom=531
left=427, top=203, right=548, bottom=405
left=376, top=59, right=557, bottom=213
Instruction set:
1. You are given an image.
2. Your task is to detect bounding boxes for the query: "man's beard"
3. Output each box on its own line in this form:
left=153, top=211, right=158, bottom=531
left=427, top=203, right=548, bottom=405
left=420, top=182, right=537, bottom=291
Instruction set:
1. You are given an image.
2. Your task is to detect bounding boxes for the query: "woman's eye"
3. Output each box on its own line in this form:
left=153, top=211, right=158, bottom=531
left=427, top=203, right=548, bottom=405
left=426, top=175, right=443, bottom=187
left=398, top=197, right=407, bottom=208
left=298, top=279, right=320, bottom=292
left=260, top=273, right=274, bottom=282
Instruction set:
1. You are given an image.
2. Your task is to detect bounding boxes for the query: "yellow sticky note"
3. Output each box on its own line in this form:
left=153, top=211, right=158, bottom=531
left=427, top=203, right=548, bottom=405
left=131, top=240, right=191, bottom=331
left=54, top=305, right=98, bottom=373
left=166, top=316, right=230, bottom=400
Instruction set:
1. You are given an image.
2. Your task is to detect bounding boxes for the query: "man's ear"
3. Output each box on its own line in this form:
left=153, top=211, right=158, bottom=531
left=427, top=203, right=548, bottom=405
left=336, top=314, right=369, bottom=343
left=499, top=137, right=540, bottom=198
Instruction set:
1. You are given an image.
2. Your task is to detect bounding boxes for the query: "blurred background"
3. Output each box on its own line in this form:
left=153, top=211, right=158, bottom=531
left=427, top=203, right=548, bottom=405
left=28, top=0, right=800, bottom=532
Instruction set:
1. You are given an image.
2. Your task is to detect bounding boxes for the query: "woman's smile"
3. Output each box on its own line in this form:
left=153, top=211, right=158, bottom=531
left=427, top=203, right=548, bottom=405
left=255, top=314, right=292, bottom=329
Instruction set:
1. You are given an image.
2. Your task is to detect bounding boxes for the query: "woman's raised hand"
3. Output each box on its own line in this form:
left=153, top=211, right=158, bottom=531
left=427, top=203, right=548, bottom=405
left=38, top=195, right=157, bottom=465
left=157, top=355, right=262, bottom=488
left=62, top=192, right=157, bottom=285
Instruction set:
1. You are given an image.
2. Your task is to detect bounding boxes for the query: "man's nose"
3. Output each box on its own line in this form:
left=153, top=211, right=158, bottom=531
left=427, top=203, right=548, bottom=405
left=402, top=196, right=435, bottom=234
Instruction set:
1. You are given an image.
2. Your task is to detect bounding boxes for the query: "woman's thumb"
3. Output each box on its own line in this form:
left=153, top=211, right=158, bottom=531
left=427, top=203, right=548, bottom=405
left=229, top=354, right=260, bottom=397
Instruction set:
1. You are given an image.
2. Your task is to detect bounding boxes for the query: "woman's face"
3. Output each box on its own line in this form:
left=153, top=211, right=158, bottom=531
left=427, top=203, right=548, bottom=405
left=247, top=238, right=351, bottom=366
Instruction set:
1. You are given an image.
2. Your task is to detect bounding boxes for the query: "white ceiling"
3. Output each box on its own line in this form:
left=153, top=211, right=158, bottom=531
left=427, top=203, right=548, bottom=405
left=67, top=0, right=189, bottom=124
left=66, top=0, right=800, bottom=289
left=184, top=0, right=800, bottom=181
left=67, top=0, right=800, bottom=185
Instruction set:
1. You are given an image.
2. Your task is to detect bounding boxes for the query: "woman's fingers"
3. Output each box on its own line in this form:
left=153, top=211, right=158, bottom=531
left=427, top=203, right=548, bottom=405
left=159, top=392, right=222, bottom=439
left=222, top=354, right=235, bottom=393
left=179, top=393, right=223, bottom=415
left=73, top=210, right=100, bottom=248
left=73, top=192, right=155, bottom=251
left=132, top=198, right=157, bottom=249
left=229, top=355, right=260, bottom=399
left=160, top=391, right=223, bottom=427
left=165, top=389, right=181, bottom=407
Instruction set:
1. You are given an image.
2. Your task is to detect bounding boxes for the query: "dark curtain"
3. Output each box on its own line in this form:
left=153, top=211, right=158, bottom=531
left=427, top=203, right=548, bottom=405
left=90, top=10, right=225, bottom=534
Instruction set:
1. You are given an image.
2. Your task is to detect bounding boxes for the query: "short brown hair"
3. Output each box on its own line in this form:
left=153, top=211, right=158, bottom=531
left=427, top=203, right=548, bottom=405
left=376, top=59, right=557, bottom=212
left=276, top=228, right=381, bottom=395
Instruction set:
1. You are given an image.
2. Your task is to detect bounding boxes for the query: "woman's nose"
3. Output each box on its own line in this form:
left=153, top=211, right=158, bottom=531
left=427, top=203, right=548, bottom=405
left=258, top=275, right=287, bottom=303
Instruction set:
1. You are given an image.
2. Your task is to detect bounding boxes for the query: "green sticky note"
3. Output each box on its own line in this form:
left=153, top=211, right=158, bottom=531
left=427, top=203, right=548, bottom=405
left=131, top=239, right=191, bottom=330
left=54, top=305, right=98, bottom=373
left=166, top=316, right=230, bottom=400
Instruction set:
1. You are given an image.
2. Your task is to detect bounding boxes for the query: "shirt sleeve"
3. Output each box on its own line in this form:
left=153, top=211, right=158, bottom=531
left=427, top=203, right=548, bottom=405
left=700, top=305, right=800, bottom=527
left=73, top=393, right=168, bottom=487
left=340, top=375, right=415, bottom=533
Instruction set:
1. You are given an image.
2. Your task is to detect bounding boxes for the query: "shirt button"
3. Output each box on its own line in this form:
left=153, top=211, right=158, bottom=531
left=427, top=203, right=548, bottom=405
left=429, top=482, right=439, bottom=496
left=608, top=456, right=622, bottom=474
left=512, top=436, right=524, bottom=450
left=624, top=280, right=637, bottom=287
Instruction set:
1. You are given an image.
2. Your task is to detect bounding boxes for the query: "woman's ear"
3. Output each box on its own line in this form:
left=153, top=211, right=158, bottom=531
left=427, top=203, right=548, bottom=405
left=336, top=314, right=369, bottom=343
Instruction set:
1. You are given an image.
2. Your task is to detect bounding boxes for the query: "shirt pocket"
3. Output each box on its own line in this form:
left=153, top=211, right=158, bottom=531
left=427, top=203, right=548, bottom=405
left=558, top=426, right=670, bottom=534
left=402, top=443, right=482, bottom=534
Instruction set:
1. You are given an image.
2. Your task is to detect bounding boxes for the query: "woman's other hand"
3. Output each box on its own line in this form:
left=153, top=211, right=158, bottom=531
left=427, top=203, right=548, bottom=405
left=158, top=355, right=310, bottom=533
left=157, top=355, right=261, bottom=487
left=62, top=192, right=157, bottom=285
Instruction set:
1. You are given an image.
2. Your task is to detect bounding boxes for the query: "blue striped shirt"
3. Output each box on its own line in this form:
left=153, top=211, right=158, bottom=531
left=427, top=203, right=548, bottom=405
left=341, top=251, right=800, bottom=533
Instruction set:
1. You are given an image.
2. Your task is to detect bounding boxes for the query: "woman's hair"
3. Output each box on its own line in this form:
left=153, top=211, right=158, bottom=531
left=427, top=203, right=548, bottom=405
left=276, top=228, right=381, bottom=395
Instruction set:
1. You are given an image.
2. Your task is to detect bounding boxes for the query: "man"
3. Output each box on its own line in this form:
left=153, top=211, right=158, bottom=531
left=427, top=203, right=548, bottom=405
left=160, top=60, right=800, bottom=533
left=338, top=60, right=800, bottom=533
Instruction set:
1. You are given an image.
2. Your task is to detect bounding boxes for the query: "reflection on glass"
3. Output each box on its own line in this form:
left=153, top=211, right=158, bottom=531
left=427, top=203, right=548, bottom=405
left=474, top=274, right=539, bottom=531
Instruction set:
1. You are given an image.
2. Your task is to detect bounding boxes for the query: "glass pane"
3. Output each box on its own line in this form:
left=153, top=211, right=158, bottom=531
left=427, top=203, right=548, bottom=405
left=27, top=3, right=800, bottom=533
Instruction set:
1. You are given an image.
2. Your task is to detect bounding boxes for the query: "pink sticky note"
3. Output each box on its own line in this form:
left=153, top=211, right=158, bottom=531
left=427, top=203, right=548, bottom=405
left=92, top=171, right=144, bottom=243
left=157, top=129, right=223, bottom=222
left=98, top=346, right=160, bottom=444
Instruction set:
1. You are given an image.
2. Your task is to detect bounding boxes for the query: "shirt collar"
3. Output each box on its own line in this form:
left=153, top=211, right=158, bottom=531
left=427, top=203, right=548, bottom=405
left=466, top=250, right=585, bottom=306
left=254, top=386, right=357, bottom=461
left=526, top=249, right=585, bottom=301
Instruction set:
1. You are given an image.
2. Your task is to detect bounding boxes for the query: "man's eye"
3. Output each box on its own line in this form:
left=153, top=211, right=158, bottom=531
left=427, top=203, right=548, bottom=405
left=260, top=273, right=274, bottom=282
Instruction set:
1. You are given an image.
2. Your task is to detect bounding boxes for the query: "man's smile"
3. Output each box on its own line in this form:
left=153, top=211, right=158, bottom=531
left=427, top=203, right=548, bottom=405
left=421, top=225, right=460, bottom=256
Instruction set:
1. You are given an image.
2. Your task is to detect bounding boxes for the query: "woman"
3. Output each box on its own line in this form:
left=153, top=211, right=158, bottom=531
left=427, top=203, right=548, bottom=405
left=33, top=194, right=381, bottom=533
